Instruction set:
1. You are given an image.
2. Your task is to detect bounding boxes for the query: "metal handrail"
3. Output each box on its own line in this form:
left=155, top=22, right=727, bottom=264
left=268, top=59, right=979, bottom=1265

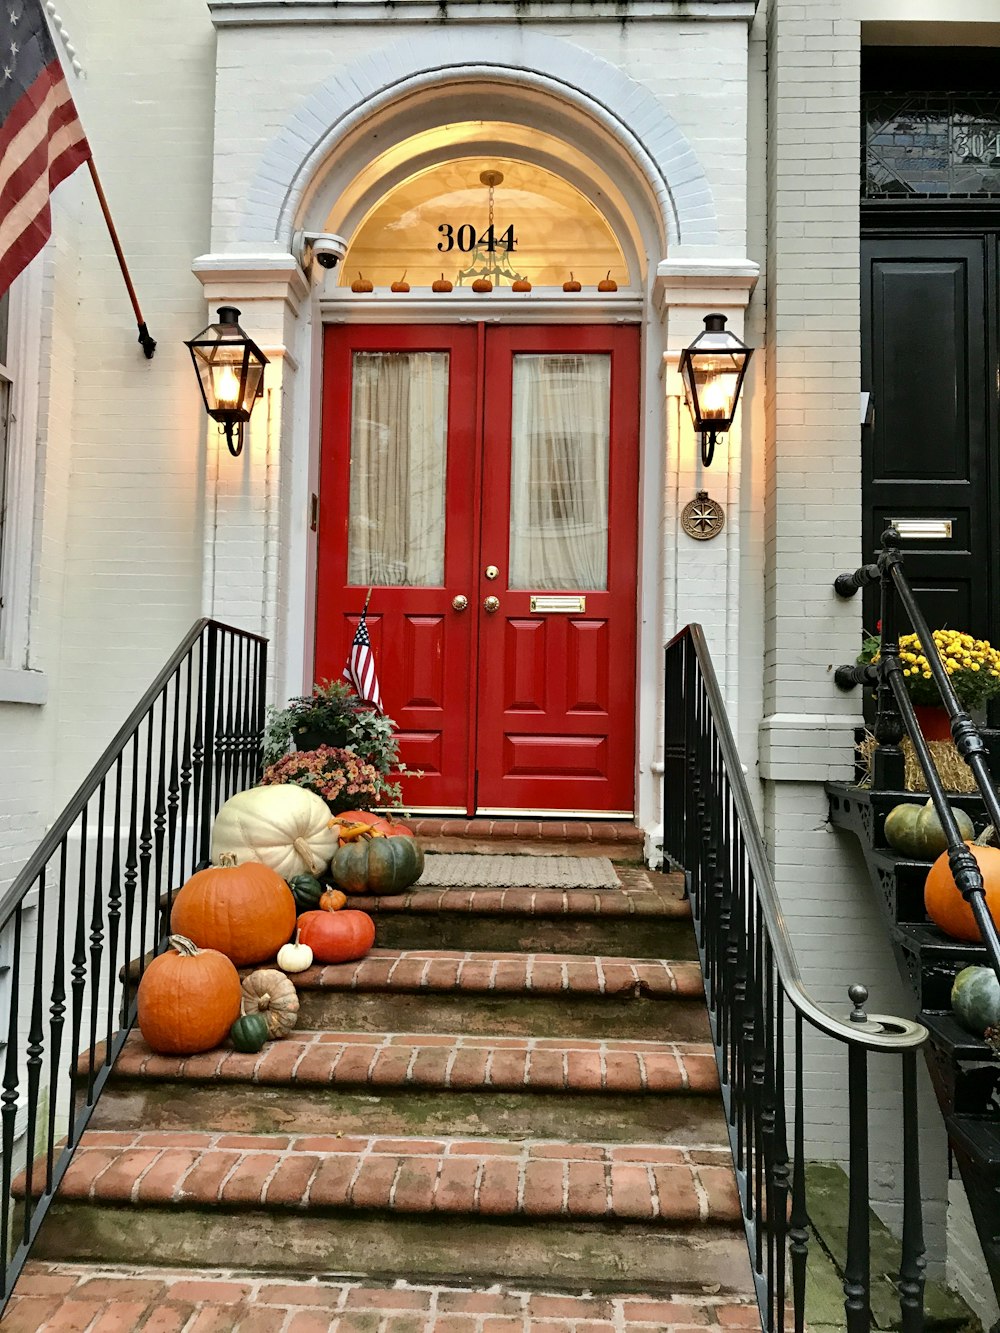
left=835, top=526, right=1000, bottom=984
left=673, top=623, right=926, bottom=1053
left=0, top=618, right=268, bottom=1310
left=663, top=624, right=927, bottom=1332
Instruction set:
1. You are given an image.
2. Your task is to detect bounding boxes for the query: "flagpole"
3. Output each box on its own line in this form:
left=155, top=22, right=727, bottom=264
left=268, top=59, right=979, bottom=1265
left=363, top=587, right=373, bottom=614
left=86, top=159, right=157, bottom=360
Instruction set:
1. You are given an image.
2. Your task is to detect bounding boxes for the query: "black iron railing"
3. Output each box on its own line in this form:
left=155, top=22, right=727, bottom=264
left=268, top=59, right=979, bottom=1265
left=664, top=625, right=928, bottom=1333
left=0, top=619, right=267, bottom=1306
left=834, top=526, right=1000, bottom=986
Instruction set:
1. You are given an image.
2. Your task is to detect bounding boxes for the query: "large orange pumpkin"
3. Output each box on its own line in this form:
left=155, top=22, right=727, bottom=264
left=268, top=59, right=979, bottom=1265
left=297, top=909, right=375, bottom=964
left=137, top=935, right=241, bottom=1055
left=170, top=855, right=297, bottom=965
left=924, top=838, right=1000, bottom=942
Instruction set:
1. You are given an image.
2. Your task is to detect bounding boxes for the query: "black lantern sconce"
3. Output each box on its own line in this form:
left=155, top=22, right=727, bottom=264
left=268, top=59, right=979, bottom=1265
left=679, top=313, right=752, bottom=468
left=186, top=306, right=269, bottom=457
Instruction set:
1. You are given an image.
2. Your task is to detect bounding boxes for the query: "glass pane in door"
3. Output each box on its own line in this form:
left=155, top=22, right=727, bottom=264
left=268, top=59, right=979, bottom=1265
left=508, top=353, right=611, bottom=590
left=348, top=351, right=449, bottom=586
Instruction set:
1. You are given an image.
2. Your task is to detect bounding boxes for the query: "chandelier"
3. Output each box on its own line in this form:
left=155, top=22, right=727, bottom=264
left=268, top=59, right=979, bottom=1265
left=456, top=170, right=526, bottom=287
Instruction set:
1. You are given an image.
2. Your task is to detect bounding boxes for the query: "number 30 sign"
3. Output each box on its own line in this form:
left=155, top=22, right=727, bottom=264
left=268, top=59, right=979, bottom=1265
left=437, top=223, right=517, bottom=253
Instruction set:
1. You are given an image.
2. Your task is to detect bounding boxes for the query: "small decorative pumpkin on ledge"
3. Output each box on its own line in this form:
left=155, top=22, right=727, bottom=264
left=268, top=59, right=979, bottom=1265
left=884, top=799, right=975, bottom=860
left=562, top=273, right=582, bottom=293
left=391, top=272, right=410, bottom=293
left=351, top=273, right=374, bottom=293
left=241, top=968, right=300, bottom=1038
left=472, top=277, right=493, bottom=293
left=432, top=273, right=453, bottom=293
left=512, top=278, right=532, bottom=293
left=597, top=271, right=618, bottom=293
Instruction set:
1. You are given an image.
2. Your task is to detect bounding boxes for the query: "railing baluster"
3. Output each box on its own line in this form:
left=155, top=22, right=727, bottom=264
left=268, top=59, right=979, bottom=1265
left=0, top=906, right=23, bottom=1299
left=47, top=840, right=69, bottom=1192
left=86, top=782, right=107, bottom=1103
left=898, top=1050, right=926, bottom=1331
left=844, top=1038, right=872, bottom=1332
left=22, top=875, right=46, bottom=1243
left=790, top=1011, right=808, bottom=1333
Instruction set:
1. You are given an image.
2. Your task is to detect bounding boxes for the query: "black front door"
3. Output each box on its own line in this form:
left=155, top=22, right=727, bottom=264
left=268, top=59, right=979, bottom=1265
left=861, top=231, right=1000, bottom=641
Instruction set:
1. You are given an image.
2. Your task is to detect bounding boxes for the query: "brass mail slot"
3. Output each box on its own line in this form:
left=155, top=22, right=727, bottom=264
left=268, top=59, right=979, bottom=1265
left=530, top=595, right=586, bottom=613
left=890, top=518, right=953, bottom=540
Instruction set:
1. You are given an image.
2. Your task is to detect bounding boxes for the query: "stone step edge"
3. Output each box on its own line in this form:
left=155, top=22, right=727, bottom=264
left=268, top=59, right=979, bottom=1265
left=408, top=819, right=645, bottom=844
left=16, top=1132, right=741, bottom=1228
left=9, top=1260, right=762, bottom=1329
left=85, top=1031, right=720, bottom=1095
left=287, top=950, right=705, bottom=999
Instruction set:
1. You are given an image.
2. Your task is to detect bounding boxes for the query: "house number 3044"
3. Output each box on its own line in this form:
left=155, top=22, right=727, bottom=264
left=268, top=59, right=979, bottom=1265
left=437, top=224, right=517, bottom=253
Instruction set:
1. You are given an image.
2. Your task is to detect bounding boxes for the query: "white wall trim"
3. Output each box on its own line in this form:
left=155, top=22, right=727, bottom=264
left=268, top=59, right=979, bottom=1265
left=212, top=0, right=757, bottom=23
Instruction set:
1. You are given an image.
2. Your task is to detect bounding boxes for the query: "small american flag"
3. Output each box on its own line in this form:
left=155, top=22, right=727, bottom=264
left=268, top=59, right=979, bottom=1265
left=0, top=1, right=90, bottom=295
left=343, top=608, right=383, bottom=713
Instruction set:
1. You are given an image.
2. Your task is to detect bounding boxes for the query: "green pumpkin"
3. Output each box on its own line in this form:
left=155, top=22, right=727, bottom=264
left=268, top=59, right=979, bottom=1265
left=230, top=1012, right=269, bottom=1053
left=287, top=873, right=324, bottom=912
left=951, top=965, right=1000, bottom=1045
left=330, top=834, right=424, bottom=896
left=883, top=800, right=975, bottom=860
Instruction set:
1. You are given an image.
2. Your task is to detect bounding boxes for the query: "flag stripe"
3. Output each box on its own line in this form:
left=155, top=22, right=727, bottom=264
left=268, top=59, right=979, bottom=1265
left=343, top=612, right=383, bottom=713
left=0, top=10, right=90, bottom=296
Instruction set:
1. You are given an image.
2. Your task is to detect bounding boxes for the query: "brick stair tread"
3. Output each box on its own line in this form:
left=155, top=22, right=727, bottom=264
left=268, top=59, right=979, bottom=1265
left=97, top=1029, right=721, bottom=1095
left=286, top=949, right=705, bottom=997
left=408, top=818, right=645, bottom=843
left=16, top=1130, right=742, bottom=1227
left=352, top=865, right=689, bottom=918
left=4, top=1262, right=762, bottom=1330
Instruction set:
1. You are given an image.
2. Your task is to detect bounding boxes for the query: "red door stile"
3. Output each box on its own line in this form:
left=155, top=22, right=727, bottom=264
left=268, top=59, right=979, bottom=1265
left=315, top=325, right=479, bottom=811
left=475, top=326, right=640, bottom=815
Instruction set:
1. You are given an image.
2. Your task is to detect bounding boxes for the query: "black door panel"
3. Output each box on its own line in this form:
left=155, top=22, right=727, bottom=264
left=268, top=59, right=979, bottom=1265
left=862, top=235, right=995, bottom=642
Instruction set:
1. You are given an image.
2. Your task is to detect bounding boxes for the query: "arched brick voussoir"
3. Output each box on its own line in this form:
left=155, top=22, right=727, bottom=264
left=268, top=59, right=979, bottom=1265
left=234, top=27, right=718, bottom=251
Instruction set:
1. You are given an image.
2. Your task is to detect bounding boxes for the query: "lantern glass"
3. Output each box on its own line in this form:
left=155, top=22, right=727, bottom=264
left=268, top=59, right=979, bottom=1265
left=679, top=314, right=751, bottom=435
left=186, top=307, right=268, bottom=425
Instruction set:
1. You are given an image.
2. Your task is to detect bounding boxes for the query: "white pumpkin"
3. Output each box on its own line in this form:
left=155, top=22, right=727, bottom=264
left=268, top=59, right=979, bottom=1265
left=211, top=785, right=339, bottom=879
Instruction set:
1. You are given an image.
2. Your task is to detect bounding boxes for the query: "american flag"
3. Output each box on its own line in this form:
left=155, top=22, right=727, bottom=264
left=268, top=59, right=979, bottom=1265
left=0, top=1, right=90, bottom=295
left=343, top=611, right=383, bottom=713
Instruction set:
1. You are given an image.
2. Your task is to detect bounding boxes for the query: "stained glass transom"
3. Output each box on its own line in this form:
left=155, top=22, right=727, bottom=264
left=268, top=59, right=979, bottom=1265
left=864, top=94, right=1000, bottom=199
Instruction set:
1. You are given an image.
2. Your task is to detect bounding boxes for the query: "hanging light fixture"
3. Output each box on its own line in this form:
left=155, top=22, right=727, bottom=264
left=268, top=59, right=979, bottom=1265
left=457, top=170, right=527, bottom=288
left=679, top=313, right=753, bottom=467
left=185, top=306, right=269, bottom=457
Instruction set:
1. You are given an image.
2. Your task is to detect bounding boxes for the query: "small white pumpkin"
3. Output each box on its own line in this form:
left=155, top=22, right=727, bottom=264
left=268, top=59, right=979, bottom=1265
left=211, top=785, right=340, bottom=879
left=277, top=931, right=313, bottom=974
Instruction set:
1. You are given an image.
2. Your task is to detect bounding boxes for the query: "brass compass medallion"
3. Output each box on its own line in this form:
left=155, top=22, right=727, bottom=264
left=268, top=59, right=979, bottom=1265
left=681, top=491, right=725, bottom=541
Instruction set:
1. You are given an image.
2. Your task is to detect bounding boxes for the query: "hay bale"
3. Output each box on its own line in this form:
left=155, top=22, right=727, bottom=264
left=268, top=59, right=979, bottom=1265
left=858, top=733, right=977, bottom=793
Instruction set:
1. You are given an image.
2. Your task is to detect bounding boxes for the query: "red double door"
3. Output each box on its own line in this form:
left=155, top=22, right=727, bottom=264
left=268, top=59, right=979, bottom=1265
left=315, top=324, right=639, bottom=816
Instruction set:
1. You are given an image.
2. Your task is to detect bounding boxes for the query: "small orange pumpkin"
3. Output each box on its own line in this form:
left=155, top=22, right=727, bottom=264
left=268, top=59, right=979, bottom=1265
left=562, top=273, right=582, bottom=293
left=472, top=277, right=493, bottom=293
left=924, top=828, right=1000, bottom=942
left=512, top=278, right=532, bottom=293
left=391, top=272, right=410, bottom=293
left=432, top=274, right=453, bottom=293
left=170, top=855, right=297, bottom=966
left=297, top=909, right=376, bottom=964
left=351, top=273, right=374, bottom=293
left=319, top=888, right=348, bottom=912
left=597, top=271, right=618, bottom=292
left=137, top=935, right=242, bottom=1055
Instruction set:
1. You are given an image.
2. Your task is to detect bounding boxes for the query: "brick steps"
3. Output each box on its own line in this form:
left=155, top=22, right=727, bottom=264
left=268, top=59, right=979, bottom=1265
left=2, top=1262, right=763, bottom=1331
left=86, top=1030, right=727, bottom=1143
left=350, top=866, right=695, bottom=957
left=288, top=950, right=709, bottom=1040
left=20, top=1131, right=748, bottom=1291
left=407, top=818, right=645, bottom=860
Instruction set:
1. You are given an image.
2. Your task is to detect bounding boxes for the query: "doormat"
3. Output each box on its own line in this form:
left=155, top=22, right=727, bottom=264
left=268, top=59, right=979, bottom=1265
left=416, top=854, right=621, bottom=889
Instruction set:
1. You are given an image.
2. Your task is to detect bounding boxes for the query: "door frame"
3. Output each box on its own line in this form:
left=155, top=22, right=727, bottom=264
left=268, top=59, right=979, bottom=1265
left=313, top=311, right=646, bottom=817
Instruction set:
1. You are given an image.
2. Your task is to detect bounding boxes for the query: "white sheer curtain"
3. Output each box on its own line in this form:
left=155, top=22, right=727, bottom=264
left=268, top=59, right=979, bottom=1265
left=509, top=354, right=611, bottom=590
left=348, top=352, right=449, bottom=587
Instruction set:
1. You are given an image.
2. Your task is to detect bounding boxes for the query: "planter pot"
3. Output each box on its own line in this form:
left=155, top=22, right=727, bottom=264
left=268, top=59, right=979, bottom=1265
left=913, top=705, right=951, bottom=742
left=293, top=723, right=351, bottom=752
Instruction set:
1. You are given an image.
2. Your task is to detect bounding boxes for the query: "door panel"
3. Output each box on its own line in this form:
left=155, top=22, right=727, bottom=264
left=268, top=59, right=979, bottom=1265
left=315, top=326, right=479, bottom=810
left=475, top=326, right=639, bottom=814
left=861, top=237, right=991, bottom=639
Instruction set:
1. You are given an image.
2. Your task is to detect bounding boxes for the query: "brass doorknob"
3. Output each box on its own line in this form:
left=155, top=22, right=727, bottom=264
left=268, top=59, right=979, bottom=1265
left=485, top=565, right=500, bottom=581
left=452, top=595, right=468, bottom=611
left=483, top=596, right=500, bottom=613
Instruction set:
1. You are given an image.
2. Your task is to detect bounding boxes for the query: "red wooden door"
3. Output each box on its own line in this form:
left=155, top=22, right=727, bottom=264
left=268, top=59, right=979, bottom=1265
left=315, top=324, right=639, bottom=815
left=475, top=326, right=639, bottom=814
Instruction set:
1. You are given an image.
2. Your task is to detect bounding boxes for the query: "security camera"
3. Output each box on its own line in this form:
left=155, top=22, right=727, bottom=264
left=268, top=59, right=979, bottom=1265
left=297, top=231, right=348, bottom=273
